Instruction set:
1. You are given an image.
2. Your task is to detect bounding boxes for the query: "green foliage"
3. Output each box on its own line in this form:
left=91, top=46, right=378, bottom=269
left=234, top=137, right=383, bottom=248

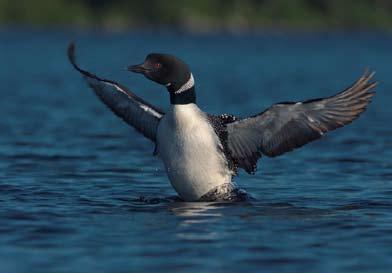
left=1, top=0, right=392, bottom=30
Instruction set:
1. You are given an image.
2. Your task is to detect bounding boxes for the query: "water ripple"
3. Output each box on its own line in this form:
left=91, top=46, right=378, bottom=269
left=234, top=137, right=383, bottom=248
left=1, top=30, right=391, bottom=273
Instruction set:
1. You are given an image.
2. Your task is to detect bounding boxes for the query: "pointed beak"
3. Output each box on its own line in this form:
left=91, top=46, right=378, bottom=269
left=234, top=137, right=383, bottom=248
left=127, top=63, right=149, bottom=74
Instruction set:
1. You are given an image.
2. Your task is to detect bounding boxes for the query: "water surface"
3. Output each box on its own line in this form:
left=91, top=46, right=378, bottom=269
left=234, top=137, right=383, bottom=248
left=0, top=29, right=392, bottom=273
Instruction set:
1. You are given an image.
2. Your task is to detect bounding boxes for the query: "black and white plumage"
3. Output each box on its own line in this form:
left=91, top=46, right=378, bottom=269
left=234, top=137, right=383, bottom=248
left=226, top=72, right=376, bottom=174
left=68, top=43, right=163, bottom=142
left=68, top=43, right=376, bottom=201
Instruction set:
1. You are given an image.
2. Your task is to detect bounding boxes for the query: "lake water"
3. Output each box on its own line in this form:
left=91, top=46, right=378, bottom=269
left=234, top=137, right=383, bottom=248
left=0, top=29, right=391, bottom=273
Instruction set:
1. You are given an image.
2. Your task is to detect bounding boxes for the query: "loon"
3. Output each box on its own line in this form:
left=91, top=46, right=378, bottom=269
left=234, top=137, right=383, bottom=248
left=67, top=43, right=376, bottom=202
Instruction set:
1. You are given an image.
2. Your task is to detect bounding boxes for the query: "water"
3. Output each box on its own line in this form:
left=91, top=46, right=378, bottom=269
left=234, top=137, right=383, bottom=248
left=1, top=29, right=392, bottom=273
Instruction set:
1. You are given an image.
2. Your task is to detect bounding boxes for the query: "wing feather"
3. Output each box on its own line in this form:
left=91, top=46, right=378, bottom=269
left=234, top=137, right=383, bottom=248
left=68, top=43, right=164, bottom=142
left=226, top=71, right=376, bottom=173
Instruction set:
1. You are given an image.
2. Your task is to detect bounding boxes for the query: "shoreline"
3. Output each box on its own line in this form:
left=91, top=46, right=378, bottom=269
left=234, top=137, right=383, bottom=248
left=1, top=24, right=392, bottom=36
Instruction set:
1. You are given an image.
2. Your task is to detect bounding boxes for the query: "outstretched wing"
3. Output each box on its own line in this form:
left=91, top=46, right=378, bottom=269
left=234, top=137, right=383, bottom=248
left=67, top=43, right=164, bottom=142
left=226, top=71, right=377, bottom=174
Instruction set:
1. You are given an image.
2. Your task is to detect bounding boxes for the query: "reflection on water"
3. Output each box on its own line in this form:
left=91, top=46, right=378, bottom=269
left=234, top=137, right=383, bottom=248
left=170, top=202, right=224, bottom=241
left=1, top=29, right=392, bottom=273
left=169, top=202, right=224, bottom=218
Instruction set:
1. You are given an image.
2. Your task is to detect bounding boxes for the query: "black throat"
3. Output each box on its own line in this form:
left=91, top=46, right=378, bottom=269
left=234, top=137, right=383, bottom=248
left=169, top=87, right=196, bottom=105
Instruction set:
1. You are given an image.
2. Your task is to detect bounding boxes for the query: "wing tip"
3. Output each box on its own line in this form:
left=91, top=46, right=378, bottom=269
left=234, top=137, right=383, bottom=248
left=337, top=69, right=378, bottom=101
left=67, top=41, right=78, bottom=69
left=322, top=71, right=376, bottom=128
left=67, top=41, right=102, bottom=81
left=362, top=68, right=375, bottom=78
left=361, top=68, right=377, bottom=88
left=359, top=70, right=377, bottom=100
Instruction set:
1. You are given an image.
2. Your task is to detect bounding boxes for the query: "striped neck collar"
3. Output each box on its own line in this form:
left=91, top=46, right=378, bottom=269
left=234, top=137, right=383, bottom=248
left=173, top=73, right=194, bottom=94
left=169, top=74, right=196, bottom=105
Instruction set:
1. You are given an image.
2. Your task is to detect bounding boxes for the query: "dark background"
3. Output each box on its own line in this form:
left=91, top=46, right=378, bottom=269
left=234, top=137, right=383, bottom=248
left=1, top=0, right=392, bottom=31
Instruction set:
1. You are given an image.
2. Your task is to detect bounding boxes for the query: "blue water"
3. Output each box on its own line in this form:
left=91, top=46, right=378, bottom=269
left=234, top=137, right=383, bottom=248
left=1, top=29, right=392, bottom=273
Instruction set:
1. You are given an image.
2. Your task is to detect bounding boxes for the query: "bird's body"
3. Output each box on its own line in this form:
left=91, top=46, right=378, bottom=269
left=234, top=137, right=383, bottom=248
left=156, top=104, right=232, bottom=201
left=68, top=43, right=377, bottom=202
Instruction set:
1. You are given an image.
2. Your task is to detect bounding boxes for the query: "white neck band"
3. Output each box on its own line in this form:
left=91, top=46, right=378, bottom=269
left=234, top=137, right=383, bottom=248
left=174, top=73, right=194, bottom=94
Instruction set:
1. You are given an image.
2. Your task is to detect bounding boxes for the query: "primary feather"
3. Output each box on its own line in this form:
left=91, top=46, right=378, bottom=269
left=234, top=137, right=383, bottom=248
left=67, top=43, right=164, bottom=142
left=226, top=71, right=376, bottom=173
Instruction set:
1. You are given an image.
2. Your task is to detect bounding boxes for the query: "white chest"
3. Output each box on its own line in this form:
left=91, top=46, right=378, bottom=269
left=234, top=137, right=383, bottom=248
left=156, top=104, right=232, bottom=201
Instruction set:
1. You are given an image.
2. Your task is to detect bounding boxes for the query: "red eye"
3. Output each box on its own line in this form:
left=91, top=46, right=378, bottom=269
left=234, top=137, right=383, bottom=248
left=154, top=63, right=162, bottom=69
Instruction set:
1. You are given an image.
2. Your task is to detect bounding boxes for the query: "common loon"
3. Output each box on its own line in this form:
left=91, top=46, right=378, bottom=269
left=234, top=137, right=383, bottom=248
left=68, top=43, right=376, bottom=202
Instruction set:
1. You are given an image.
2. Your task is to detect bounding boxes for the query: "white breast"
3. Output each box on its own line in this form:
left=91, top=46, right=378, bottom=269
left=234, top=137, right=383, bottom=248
left=156, top=104, right=232, bottom=201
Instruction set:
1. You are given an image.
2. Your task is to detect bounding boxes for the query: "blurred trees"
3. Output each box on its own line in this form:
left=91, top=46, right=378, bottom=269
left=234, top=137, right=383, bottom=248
left=1, top=0, right=392, bottom=30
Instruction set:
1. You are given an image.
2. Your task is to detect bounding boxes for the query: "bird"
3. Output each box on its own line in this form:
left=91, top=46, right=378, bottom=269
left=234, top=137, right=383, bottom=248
left=67, top=42, right=376, bottom=202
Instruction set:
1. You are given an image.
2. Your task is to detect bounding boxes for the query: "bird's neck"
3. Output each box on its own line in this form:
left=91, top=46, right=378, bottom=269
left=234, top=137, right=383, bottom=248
left=170, top=87, right=196, bottom=105
left=168, top=73, right=196, bottom=105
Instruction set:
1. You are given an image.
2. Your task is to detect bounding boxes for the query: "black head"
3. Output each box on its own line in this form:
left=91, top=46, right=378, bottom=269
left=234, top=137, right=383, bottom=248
left=128, top=53, right=192, bottom=93
left=128, top=54, right=196, bottom=104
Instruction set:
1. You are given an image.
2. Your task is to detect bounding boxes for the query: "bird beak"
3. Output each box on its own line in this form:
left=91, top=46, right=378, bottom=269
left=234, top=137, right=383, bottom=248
left=127, top=62, right=149, bottom=74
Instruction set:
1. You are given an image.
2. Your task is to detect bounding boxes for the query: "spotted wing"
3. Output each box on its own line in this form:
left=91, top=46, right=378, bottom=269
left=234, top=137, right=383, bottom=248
left=68, top=43, right=164, bottom=142
left=226, top=72, right=376, bottom=174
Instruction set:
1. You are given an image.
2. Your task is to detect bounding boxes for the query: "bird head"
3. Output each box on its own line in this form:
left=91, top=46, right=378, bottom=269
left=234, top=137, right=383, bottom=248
left=128, top=53, right=193, bottom=93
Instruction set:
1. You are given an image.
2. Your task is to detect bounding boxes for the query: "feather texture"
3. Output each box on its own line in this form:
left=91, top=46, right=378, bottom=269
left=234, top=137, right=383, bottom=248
left=226, top=71, right=376, bottom=173
left=68, top=43, right=164, bottom=142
